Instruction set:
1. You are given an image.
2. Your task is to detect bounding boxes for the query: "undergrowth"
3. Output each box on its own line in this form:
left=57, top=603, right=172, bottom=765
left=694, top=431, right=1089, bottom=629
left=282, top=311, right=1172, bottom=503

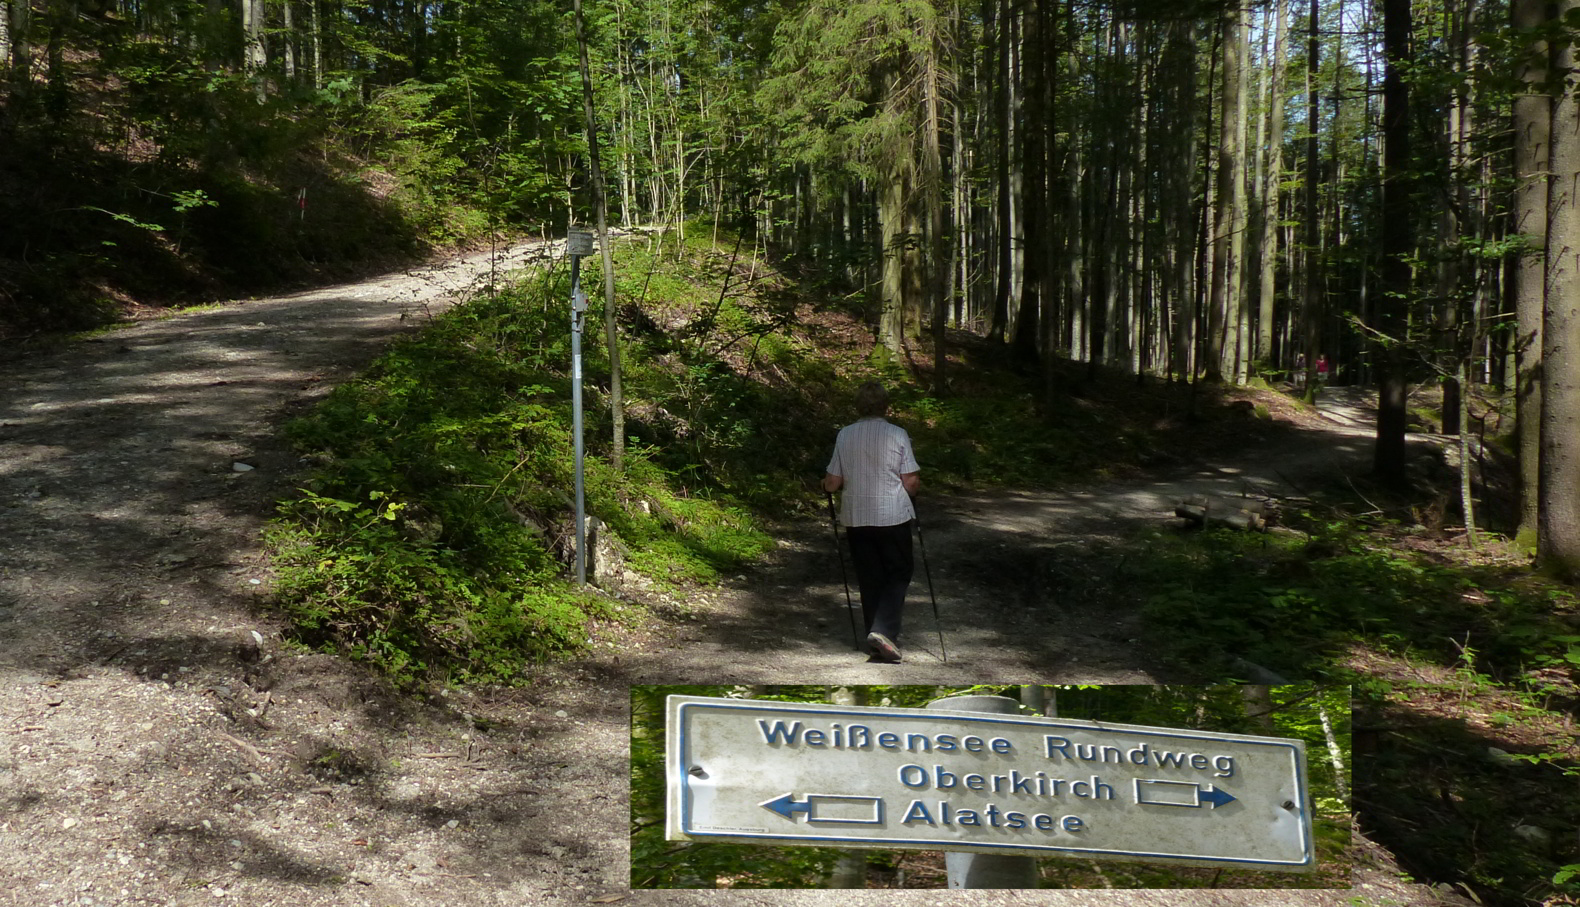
left=268, top=254, right=785, bottom=685
left=1127, top=508, right=1580, bottom=905
left=268, top=226, right=1293, bottom=687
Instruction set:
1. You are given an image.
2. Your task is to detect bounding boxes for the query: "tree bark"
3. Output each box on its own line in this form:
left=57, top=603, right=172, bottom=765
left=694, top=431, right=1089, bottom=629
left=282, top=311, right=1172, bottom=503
left=0, top=0, right=10, bottom=77
left=243, top=0, right=267, bottom=99
left=1540, top=0, right=1580, bottom=580
left=1302, top=0, right=1322, bottom=399
left=282, top=0, right=296, bottom=84
left=1317, top=702, right=1350, bottom=804
left=1206, top=4, right=1244, bottom=383
left=1255, top=0, right=1288, bottom=368
left=574, top=0, right=626, bottom=472
left=880, top=163, right=907, bottom=354
left=925, top=24, right=949, bottom=396
left=1513, top=0, right=1551, bottom=545
left=1375, top=0, right=1412, bottom=489
left=989, top=0, right=1012, bottom=342
left=8, top=0, right=29, bottom=85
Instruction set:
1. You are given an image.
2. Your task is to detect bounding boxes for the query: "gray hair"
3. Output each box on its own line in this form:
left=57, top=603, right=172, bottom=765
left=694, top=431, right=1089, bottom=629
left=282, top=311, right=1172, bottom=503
left=854, top=381, right=889, bottom=418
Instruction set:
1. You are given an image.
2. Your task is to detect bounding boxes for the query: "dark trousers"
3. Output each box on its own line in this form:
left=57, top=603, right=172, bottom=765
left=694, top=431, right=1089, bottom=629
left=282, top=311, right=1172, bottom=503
left=847, top=521, right=913, bottom=643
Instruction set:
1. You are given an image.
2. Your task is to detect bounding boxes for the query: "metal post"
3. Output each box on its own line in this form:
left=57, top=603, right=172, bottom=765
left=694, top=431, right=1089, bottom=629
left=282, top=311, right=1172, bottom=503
left=568, top=231, right=594, bottom=584
left=925, top=695, right=1041, bottom=889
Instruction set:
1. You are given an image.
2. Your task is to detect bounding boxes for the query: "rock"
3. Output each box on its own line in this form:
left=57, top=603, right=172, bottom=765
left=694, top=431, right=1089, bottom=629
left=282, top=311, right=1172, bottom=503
left=555, top=710, right=568, bottom=718
left=231, top=462, right=255, bottom=472
left=1485, top=747, right=1524, bottom=766
left=587, top=518, right=630, bottom=590
left=1513, top=824, right=1552, bottom=850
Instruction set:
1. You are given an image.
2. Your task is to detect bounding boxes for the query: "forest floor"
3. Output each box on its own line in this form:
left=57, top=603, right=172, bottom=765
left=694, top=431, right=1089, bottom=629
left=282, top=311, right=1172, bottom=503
left=0, top=243, right=1474, bottom=906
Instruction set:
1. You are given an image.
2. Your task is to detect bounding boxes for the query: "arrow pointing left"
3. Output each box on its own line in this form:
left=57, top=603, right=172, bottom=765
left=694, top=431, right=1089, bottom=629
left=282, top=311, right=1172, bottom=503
left=760, top=793, right=811, bottom=820
left=760, top=793, right=884, bottom=825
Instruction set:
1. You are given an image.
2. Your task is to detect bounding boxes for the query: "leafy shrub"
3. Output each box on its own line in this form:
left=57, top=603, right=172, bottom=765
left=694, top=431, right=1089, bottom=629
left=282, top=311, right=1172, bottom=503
left=270, top=262, right=779, bottom=683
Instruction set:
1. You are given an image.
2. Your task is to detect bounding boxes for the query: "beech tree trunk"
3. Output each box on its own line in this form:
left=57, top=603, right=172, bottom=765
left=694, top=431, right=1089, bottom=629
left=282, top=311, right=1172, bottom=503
left=1513, top=0, right=1550, bottom=544
left=1375, top=0, right=1412, bottom=489
left=8, top=0, right=29, bottom=84
left=1540, top=0, right=1580, bottom=579
left=243, top=0, right=267, bottom=98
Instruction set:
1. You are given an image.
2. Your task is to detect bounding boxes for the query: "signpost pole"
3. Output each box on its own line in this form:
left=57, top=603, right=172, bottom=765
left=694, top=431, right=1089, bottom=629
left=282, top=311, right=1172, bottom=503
left=568, top=231, right=593, bottom=584
left=926, top=694, right=1041, bottom=889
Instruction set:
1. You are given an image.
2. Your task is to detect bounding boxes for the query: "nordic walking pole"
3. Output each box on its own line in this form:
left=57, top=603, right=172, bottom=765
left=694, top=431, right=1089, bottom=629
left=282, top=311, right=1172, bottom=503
left=825, top=492, right=863, bottom=651
left=914, top=513, right=947, bottom=664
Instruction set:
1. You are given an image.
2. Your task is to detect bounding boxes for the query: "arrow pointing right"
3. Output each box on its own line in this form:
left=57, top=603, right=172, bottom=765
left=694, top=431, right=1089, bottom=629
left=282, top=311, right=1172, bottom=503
left=1199, top=785, right=1237, bottom=808
left=1135, top=779, right=1240, bottom=809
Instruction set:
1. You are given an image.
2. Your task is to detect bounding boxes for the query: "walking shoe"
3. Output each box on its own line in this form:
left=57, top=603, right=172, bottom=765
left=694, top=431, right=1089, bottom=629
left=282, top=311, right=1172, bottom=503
left=866, top=632, right=902, bottom=664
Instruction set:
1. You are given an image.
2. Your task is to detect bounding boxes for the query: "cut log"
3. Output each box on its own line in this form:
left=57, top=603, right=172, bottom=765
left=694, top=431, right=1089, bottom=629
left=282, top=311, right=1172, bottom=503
left=1174, top=500, right=1267, bottom=532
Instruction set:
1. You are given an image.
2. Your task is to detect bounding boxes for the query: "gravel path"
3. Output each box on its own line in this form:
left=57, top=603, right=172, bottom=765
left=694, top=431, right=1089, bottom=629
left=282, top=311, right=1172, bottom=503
left=0, top=246, right=1465, bottom=905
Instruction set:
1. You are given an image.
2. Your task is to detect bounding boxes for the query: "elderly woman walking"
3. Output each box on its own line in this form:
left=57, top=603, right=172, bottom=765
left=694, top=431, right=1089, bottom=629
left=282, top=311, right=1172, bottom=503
left=822, top=381, right=920, bottom=663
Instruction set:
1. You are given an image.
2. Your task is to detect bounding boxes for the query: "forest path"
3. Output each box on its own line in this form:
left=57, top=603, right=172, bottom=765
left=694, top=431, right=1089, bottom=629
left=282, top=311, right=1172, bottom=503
left=0, top=244, right=1458, bottom=906
left=609, top=383, right=1387, bottom=685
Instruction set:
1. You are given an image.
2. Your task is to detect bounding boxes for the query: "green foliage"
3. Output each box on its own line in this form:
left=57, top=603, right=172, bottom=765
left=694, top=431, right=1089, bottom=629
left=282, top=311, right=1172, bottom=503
left=1134, top=518, right=1574, bottom=684
left=269, top=252, right=789, bottom=684
left=269, top=287, right=592, bottom=682
left=1122, top=510, right=1580, bottom=905
left=611, top=229, right=853, bottom=508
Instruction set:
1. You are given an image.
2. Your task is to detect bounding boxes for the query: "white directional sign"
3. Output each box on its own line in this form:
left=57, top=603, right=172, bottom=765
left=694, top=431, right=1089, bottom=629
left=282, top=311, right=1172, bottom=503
left=665, top=695, right=1315, bottom=871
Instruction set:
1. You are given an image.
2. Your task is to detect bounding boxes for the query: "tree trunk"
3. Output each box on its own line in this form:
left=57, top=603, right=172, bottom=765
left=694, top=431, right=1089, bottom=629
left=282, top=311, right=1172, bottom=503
left=310, top=0, right=322, bottom=89
left=990, top=0, right=1012, bottom=342
left=1375, top=0, right=1412, bottom=489
left=1513, top=0, right=1550, bottom=546
left=1168, top=20, right=1197, bottom=382
left=243, top=0, right=267, bottom=99
left=1541, top=0, right=1580, bottom=580
left=0, top=0, right=10, bottom=77
left=1302, top=0, right=1322, bottom=398
left=1230, top=13, right=1251, bottom=383
left=1253, top=0, right=1288, bottom=369
left=1063, top=7, right=1087, bottom=366
left=925, top=30, right=949, bottom=396
left=880, top=165, right=906, bottom=354
left=1317, top=702, right=1350, bottom=804
left=1242, top=685, right=1275, bottom=733
left=1206, top=5, right=1243, bottom=383
left=8, top=0, right=29, bottom=85
left=1459, top=356, right=1478, bottom=546
left=574, top=0, right=626, bottom=473
left=282, top=0, right=296, bottom=84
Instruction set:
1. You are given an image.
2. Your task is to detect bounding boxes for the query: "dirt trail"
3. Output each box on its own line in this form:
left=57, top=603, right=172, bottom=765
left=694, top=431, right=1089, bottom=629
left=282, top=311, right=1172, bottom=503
left=0, top=248, right=1462, bottom=905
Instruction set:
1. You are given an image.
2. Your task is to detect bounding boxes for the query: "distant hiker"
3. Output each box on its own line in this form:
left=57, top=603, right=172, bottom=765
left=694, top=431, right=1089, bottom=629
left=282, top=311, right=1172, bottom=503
left=822, top=381, right=920, bottom=663
left=1316, top=354, right=1330, bottom=387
